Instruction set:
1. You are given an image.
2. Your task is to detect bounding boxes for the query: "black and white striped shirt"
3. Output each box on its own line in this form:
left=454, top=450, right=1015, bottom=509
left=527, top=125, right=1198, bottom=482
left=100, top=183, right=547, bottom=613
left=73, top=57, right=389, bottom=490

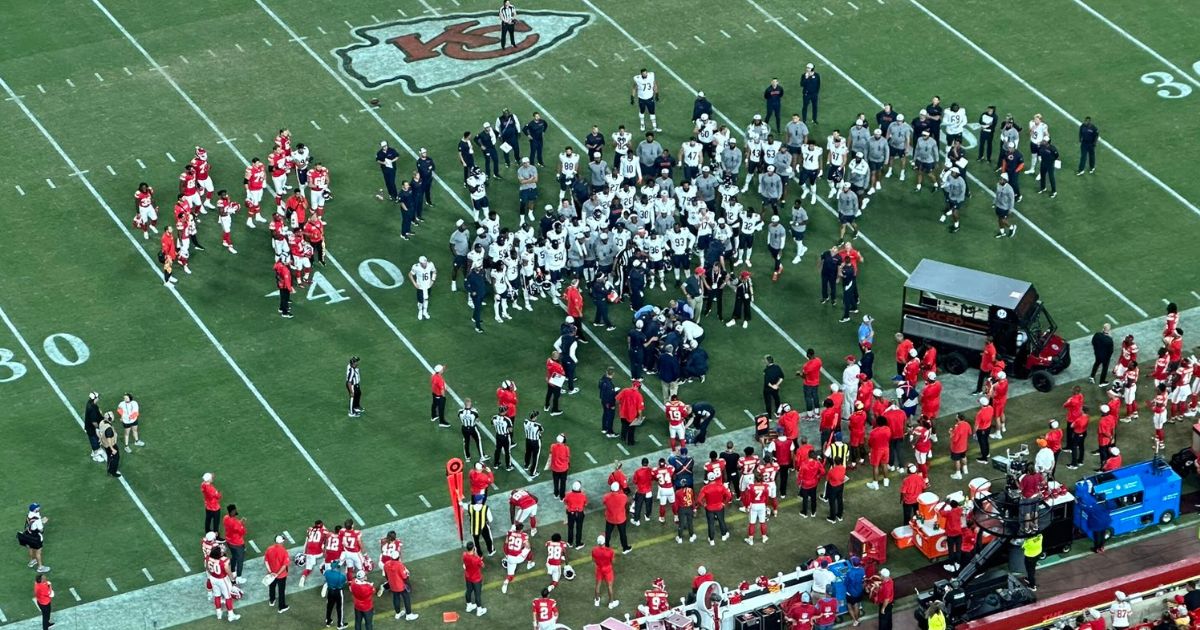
left=492, top=414, right=512, bottom=436
left=499, top=4, right=516, bottom=23
left=459, top=407, right=479, bottom=428
left=523, top=418, right=543, bottom=441
left=346, top=363, right=360, bottom=387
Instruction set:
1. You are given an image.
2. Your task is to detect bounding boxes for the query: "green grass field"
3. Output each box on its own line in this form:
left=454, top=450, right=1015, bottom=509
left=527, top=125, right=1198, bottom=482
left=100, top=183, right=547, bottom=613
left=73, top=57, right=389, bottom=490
left=1, top=0, right=1199, bottom=627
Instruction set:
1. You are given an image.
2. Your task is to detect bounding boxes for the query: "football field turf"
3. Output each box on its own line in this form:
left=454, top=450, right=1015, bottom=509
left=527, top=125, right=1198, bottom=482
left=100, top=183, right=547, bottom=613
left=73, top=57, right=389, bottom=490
left=1, top=0, right=1198, bottom=627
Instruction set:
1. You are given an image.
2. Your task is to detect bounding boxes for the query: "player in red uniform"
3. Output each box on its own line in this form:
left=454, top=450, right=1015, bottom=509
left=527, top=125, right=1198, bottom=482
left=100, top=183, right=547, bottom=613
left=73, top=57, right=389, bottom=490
left=1121, top=362, right=1140, bottom=420
left=664, top=395, right=690, bottom=452
left=323, top=525, right=343, bottom=567
left=159, top=226, right=178, bottom=286
left=133, top=182, right=159, bottom=239
left=284, top=190, right=308, bottom=229
left=639, top=577, right=671, bottom=618
left=308, top=163, right=330, bottom=221
left=653, top=458, right=676, bottom=522
left=919, top=371, right=942, bottom=424
left=206, top=546, right=241, bottom=621
left=214, top=190, right=239, bottom=254
left=268, top=148, right=289, bottom=208
left=339, top=520, right=364, bottom=573
left=531, top=589, right=559, bottom=629
left=288, top=232, right=313, bottom=287
left=1169, top=358, right=1193, bottom=419
left=274, top=128, right=292, bottom=157
left=909, top=418, right=934, bottom=481
left=191, top=146, right=216, bottom=209
left=543, top=533, right=569, bottom=591
left=179, top=164, right=203, bottom=214
left=867, top=417, right=892, bottom=489
left=736, top=447, right=760, bottom=507
left=591, top=535, right=619, bottom=609
left=509, top=488, right=540, bottom=536
left=302, top=215, right=326, bottom=266
left=1163, top=302, right=1179, bottom=343
left=379, top=530, right=403, bottom=568
left=299, top=520, right=328, bottom=587
left=501, top=522, right=535, bottom=593
left=172, top=195, right=195, bottom=274
left=269, top=211, right=290, bottom=258
left=742, top=474, right=770, bottom=544
left=201, top=531, right=222, bottom=598
left=1150, top=383, right=1169, bottom=448
left=243, top=158, right=268, bottom=226
left=757, top=455, right=781, bottom=515
left=497, top=380, right=519, bottom=421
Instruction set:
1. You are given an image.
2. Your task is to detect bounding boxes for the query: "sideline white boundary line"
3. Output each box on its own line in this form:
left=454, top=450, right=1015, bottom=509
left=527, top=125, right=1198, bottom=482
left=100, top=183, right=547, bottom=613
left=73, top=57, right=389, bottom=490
left=743, top=0, right=1149, bottom=319
left=907, top=0, right=1200, bottom=220
left=0, top=304, right=191, bottom=574
left=1071, top=0, right=1200, bottom=89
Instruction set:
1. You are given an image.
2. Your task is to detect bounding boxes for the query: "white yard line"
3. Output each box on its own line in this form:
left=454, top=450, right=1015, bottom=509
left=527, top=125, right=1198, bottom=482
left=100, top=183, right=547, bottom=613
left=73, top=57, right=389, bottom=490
left=907, top=0, right=1200, bottom=220
left=15, top=185, right=24, bottom=196
left=745, top=0, right=1149, bottom=318
left=1104, top=314, right=1119, bottom=325
left=45, top=178, right=56, bottom=189
left=106, top=164, right=116, bottom=175
left=94, top=72, right=104, bottom=82
left=165, top=151, right=175, bottom=162
left=135, top=158, right=146, bottom=169
left=648, top=434, right=662, bottom=447
left=69, top=588, right=81, bottom=602
left=1071, top=0, right=1200, bottom=89
left=386, top=503, right=398, bottom=517
left=418, top=494, right=432, bottom=508
left=105, top=578, right=118, bottom=592
left=585, top=451, right=598, bottom=464
left=142, top=568, right=154, bottom=582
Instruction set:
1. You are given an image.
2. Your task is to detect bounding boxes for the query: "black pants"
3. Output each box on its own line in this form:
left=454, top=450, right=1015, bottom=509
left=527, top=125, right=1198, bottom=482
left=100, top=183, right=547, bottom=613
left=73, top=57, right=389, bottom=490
left=879, top=603, right=893, bottom=630
left=419, top=179, right=432, bottom=205
left=902, top=501, right=917, bottom=525
left=349, top=384, right=362, bottom=414
left=828, top=484, right=844, bottom=520
left=1090, top=357, right=1111, bottom=382
left=279, top=288, right=291, bottom=315
left=763, top=387, right=780, bottom=418
left=567, top=511, right=585, bottom=547
left=392, top=588, right=412, bottom=615
left=777, top=465, right=791, bottom=497
left=976, top=429, right=991, bottom=461
left=802, top=94, right=819, bottom=123
left=820, top=274, right=837, bottom=302
left=842, top=284, right=859, bottom=319
left=524, top=438, right=541, bottom=472
left=462, top=426, right=483, bottom=460
left=601, top=404, right=615, bottom=435
left=493, top=434, right=512, bottom=468
left=501, top=135, right=520, bottom=164
left=500, top=21, right=516, bottom=48
left=1070, top=431, right=1087, bottom=466
left=205, top=509, right=221, bottom=535
left=633, top=492, right=653, bottom=522
left=483, top=148, right=500, bottom=177
left=106, top=448, right=120, bottom=476
left=978, top=131, right=994, bottom=161
left=1024, top=556, right=1037, bottom=587
left=39, top=602, right=51, bottom=630
left=947, top=534, right=962, bottom=566
left=229, top=544, right=245, bottom=577
left=355, top=608, right=373, bottom=630
left=1079, top=144, right=1096, bottom=171
left=1039, top=163, right=1056, bottom=193
left=705, top=508, right=729, bottom=541
left=702, top=290, right=724, bottom=319
left=325, top=589, right=344, bottom=626
left=800, top=486, right=818, bottom=516
left=529, top=138, right=544, bottom=166
left=431, top=394, right=446, bottom=423
left=1008, top=171, right=1022, bottom=198
left=677, top=509, right=695, bottom=537
left=732, top=296, right=752, bottom=322
left=620, top=420, right=637, bottom=445
left=545, top=385, right=561, bottom=413
left=628, top=351, right=644, bottom=379
left=975, top=369, right=989, bottom=393
left=593, top=300, right=612, bottom=327
left=269, top=575, right=287, bottom=609
left=765, top=103, right=782, bottom=132
left=473, top=524, right=494, bottom=555
left=552, top=471, right=568, bottom=500
left=465, top=580, right=483, bottom=607
left=604, top=521, right=630, bottom=550
left=381, top=167, right=398, bottom=200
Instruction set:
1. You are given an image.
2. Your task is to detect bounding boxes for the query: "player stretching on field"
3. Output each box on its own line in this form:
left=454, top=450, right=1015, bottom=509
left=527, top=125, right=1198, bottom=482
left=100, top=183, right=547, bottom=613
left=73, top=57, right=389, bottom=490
left=501, top=522, right=536, bottom=594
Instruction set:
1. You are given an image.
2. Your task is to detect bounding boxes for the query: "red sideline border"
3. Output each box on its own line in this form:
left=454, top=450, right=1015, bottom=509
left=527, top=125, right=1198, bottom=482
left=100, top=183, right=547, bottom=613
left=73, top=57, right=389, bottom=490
left=961, top=557, right=1200, bottom=629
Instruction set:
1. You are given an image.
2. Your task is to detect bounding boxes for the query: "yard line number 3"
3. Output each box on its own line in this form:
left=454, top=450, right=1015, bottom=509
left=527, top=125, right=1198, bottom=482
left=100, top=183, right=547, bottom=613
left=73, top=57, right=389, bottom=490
left=1141, top=61, right=1200, bottom=99
left=0, top=333, right=90, bottom=384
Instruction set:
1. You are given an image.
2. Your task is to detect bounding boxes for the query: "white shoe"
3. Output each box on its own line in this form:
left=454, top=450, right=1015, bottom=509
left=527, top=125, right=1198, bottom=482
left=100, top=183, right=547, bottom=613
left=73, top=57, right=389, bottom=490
left=950, top=473, right=963, bottom=480
left=866, top=187, right=876, bottom=196
left=501, top=581, right=509, bottom=594
left=143, top=231, right=149, bottom=240
left=216, top=610, right=224, bottom=620
left=826, top=188, right=837, bottom=199
left=476, top=607, right=487, bottom=616
left=791, top=255, right=802, bottom=264
left=885, top=168, right=893, bottom=178
left=874, top=182, right=882, bottom=192
left=183, top=266, right=192, bottom=274
left=939, top=213, right=947, bottom=223
left=595, top=598, right=601, bottom=607
left=915, top=184, right=922, bottom=191
left=899, top=170, right=906, bottom=181
left=883, top=477, right=890, bottom=487
left=962, top=466, right=968, bottom=475
left=227, top=246, right=237, bottom=254
left=204, top=201, right=216, bottom=209
left=726, top=320, right=736, bottom=327
left=246, top=218, right=255, bottom=228
left=466, top=603, right=477, bottom=613
left=762, top=536, right=768, bottom=543
left=255, top=214, right=268, bottom=223
left=744, top=537, right=754, bottom=546
left=149, top=225, right=159, bottom=234
left=676, top=536, right=683, bottom=544
left=135, top=440, right=145, bottom=447
left=861, top=198, right=870, bottom=209
left=742, top=321, right=748, bottom=328
left=405, top=614, right=419, bottom=621
left=227, top=612, right=240, bottom=622
left=525, top=560, right=535, bottom=570
left=689, top=534, right=696, bottom=542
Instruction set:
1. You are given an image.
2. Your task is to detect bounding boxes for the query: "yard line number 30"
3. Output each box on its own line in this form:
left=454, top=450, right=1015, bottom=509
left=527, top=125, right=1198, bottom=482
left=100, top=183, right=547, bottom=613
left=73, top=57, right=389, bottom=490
left=1141, top=61, right=1200, bottom=99
left=0, top=333, right=90, bottom=383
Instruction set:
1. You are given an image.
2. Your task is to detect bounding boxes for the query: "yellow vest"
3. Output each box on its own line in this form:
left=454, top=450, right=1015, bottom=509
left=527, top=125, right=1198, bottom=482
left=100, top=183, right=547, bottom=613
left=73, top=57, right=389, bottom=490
left=1022, top=534, right=1043, bottom=558
left=927, top=611, right=947, bottom=630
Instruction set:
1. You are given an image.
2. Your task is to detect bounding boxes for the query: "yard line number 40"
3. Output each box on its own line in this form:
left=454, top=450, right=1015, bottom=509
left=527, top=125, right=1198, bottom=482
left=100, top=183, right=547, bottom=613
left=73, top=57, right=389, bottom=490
left=1141, top=61, right=1200, bottom=99
left=268, top=258, right=406, bottom=305
left=0, top=333, right=90, bottom=383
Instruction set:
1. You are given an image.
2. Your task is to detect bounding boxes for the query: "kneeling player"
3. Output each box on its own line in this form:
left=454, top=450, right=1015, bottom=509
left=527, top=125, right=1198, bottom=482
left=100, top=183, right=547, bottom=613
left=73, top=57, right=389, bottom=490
left=299, top=520, right=328, bottom=587
left=501, top=522, right=535, bottom=594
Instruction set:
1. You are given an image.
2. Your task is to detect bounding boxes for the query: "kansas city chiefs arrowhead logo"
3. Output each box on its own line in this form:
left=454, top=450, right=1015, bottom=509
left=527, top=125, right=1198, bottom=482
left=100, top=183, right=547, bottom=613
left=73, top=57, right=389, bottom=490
left=334, top=11, right=591, bottom=93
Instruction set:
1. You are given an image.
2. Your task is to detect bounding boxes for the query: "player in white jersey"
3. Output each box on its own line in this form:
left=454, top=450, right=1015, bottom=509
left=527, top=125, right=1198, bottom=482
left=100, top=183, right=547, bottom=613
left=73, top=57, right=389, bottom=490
left=825, top=132, right=849, bottom=199
left=408, top=256, right=437, bottom=320
left=742, top=116, right=770, bottom=192
left=694, top=114, right=718, bottom=159
left=467, top=167, right=490, bottom=222
left=1027, top=114, right=1050, bottom=176
left=618, top=150, right=640, bottom=186
left=611, top=126, right=633, bottom=166
left=680, top=139, right=703, bottom=180
left=492, top=265, right=512, bottom=323
left=214, top=190, right=239, bottom=254
left=799, top=140, right=824, bottom=205
left=737, top=211, right=763, bottom=267
left=206, top=547, right=241, bottom=621
left=632, top=69, right=660, bottom=132
left=557, top=148, right=580, bottom=201
left=667, top=225, right=696, bottom=281
left=645, top=233, right=667, bottom=289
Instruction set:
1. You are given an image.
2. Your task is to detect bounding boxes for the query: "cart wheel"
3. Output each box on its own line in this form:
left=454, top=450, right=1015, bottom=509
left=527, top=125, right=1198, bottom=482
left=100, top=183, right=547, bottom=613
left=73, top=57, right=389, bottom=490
left=1030, top=370, right=1054, bottom=392
left=1058, top=543, right=1071, bottom=556
left=1160, top=510, right=1175, bottom=524
left=942, top=352, right=968, bottom=375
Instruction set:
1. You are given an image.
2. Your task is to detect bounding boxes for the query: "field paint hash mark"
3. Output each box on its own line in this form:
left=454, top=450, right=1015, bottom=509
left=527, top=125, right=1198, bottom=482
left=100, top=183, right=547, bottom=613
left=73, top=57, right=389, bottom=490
left=720, top=29, right=731, bottom=38
left=179, top=55, right=189, bottom=64
left=714, top=416, right=727, bottom=430
left=617, top=443, right=630, bottom=455
left=386, top=503, right=398, bottom=517
left=613, top=51, right=624, bottom=62
left=371, top=14, right=380, bottom=22
left=253, top=132, right=264, bottom=143
left=338, top=113, right=350, bottom=123
left=1192, top=291, right=1200, bottom=301
left=106, top=578, right=118, bottom=592
left=1104, top=314, right=1118, bottom=325
left=666, top=41, right=678, bottom=50
left=479, top=83, right=489, bottom=92
left=424, top=95, right=434, bottom=104
left=66, top=78, right=75, bottom=87
left=142, top=567, right=154, bottom=582
left=532, top=70, right=544, bottom=80
left=95, top=72, right=104, bottom=81
left=395, top=101, right=405, bottom=110
left=123, top=66, right=133, bottom=75
left=69, top=169, right=89, bottom=177
left=397, top=8, right=407, bottom=16
left=234, top=43, right=244, bottom=52
left=14, top=185, right=24, bottom=196
left=46, top=178, right=56, bottom=189
left=69, top=587, right=81, bottom=602
left=207, top=48, right=217, bottom=57
left=310, top=119, right=321, bottom=130
left=316, top=26, right=327, bottom=35
left=136, top=158, right=146, bottom=169
left=560, top=64, right=572, bottom=74
left=848, top=1, right=859, bottom=9
left=797, top=11, right=809, bottom=21
left=282, top=530, right=295, bottom=543
left=823, top=6, right=835, bottom=15
left=693, top=35, right=705, bottom=44
left=1163, top=298, right=1171, bottom=305
left=648, top=434, right=662, bottom=447
left=745, top=23, right=758, bottom=32
left=165, top=151, right=175, bottom=162
left=584, top=451, right=598, bottom=464
left=587, top=58, right=598, bottom=68
left=344, top=20, right=354, bottom=28
left=1076, top=321, right=1090, bottom=333
left=450, top=88, right=461, bottom=98
left=262, top=38, right=273, bottom=46
left=247, top=539, right=260, bottom=553
left=419, top=494, right=432, bottom=508
left=107, top=164, right=116, bottom=175
left=37, top=84, right=45, bottom=93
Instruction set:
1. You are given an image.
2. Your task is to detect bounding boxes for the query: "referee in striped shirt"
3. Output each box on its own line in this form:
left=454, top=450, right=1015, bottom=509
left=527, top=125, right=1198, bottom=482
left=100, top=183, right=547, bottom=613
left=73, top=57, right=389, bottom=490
left=498, top=1, right=517, bottom=49
left=492, top=411, right=514, bottom=471
left=467, top=500, right=495, bottom=556
left=523, top=411, right=544, bottom=477
left=459, top=399, right=485, bottom=462
left=346, top=356, right=363, bottom=417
